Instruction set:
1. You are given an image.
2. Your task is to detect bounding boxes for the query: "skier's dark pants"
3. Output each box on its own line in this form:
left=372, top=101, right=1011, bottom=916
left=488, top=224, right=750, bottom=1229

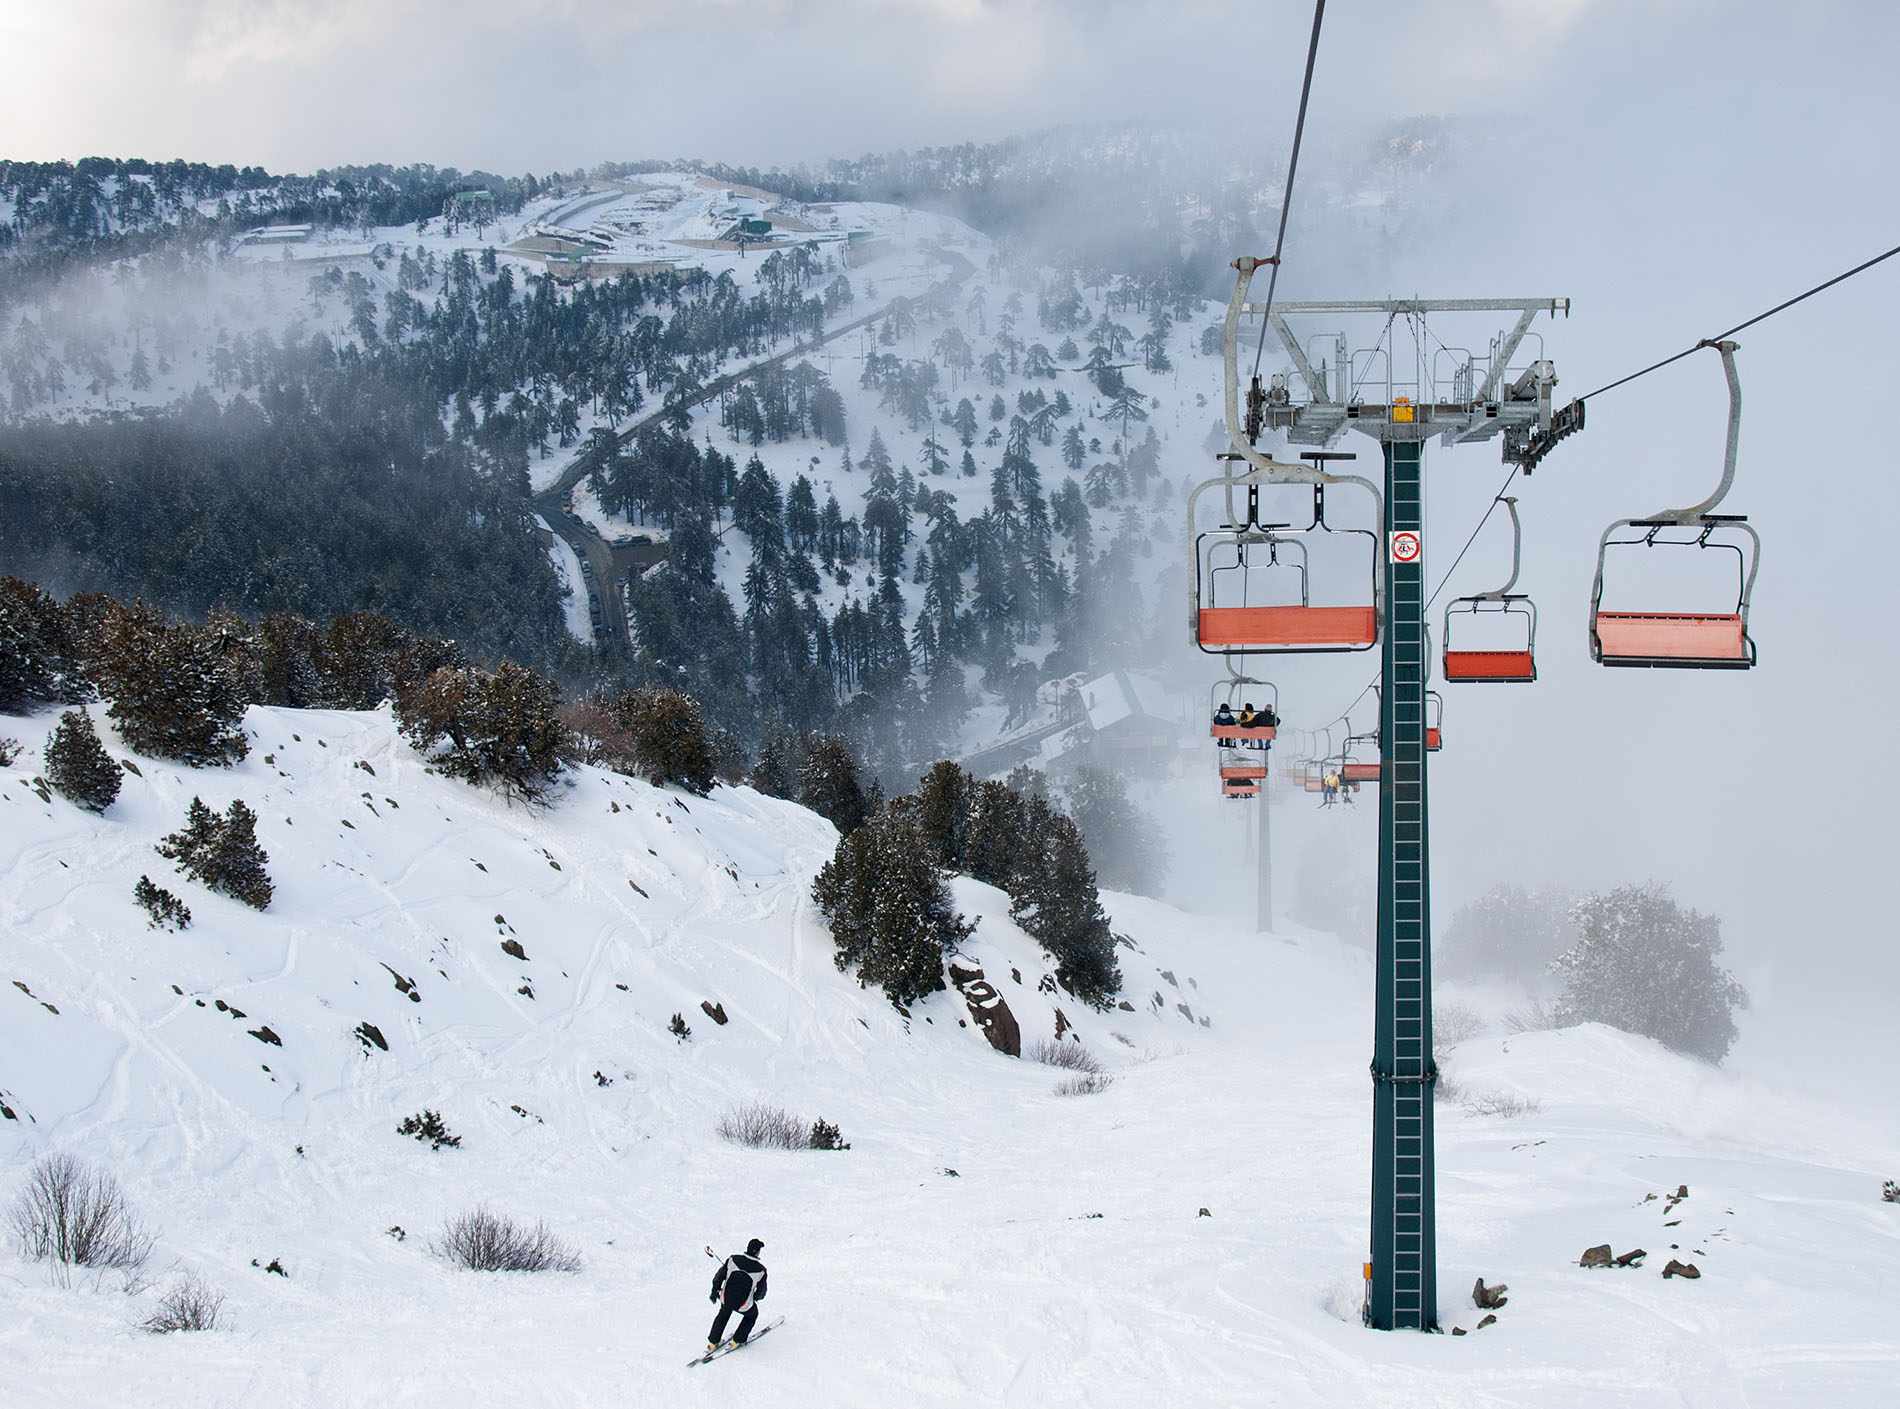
left=709, top=1302, right=759, bottom=1345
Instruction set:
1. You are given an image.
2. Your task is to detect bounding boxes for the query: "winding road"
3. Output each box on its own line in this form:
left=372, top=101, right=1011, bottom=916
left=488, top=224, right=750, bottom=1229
left=531, top=244, right=978, bottom=655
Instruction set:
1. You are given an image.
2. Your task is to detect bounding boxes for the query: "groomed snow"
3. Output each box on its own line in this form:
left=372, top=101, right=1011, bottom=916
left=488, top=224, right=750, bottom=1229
left=1, top=705, right=1895, bottom=1406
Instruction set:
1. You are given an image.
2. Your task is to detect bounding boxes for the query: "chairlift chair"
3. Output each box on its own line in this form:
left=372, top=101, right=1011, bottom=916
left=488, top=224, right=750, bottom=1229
left=1443, top=497, right=1538, bottom=683
left=1190, top=477, right=1382, bottom=656
left=1425, top=689, right=1444, bottom=752
left=1590, top=340, right=1759, bottom=669
left=1209, top=678, right=1279, bottom=747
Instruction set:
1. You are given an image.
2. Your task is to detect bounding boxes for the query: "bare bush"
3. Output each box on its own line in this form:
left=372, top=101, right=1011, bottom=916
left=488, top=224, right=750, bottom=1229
left=716, top=1101, right=807, bottom=1150
left=1054, top=1072, right=1115, bottom=1097
left=9, top=1154, right=153, bottom=1281
left=1434, top=1000, right=1487, bottom=1048
left=0, top=737, right=21, bottom=767
left=1504, top=998, right=1560, bottom=1034
left=431, top=1207, right=581, bottom=1273
left=1029, top=1039, right=1103, bottom=1074
left=1457, top=1089, right=1543, bottom=1119
left=142, top=1273, right=224, bottom=1333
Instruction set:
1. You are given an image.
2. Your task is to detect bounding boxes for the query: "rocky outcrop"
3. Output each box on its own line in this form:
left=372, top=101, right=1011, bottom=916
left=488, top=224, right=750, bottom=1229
left=949, top=965, right=1020, bottom=1057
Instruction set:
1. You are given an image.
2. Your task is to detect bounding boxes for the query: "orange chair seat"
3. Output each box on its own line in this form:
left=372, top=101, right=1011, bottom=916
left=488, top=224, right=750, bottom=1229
left=1595, top=611, right=1747, bottom=661
left=1425, top=727, right=1443, bottom=751
left=1302, top=778, right=1324, bottom=793
left=1199, top=605, right=1376, bottom=649
left=1443, top=649, right=1536, bottom=681
left=1211, top=723, right=1277, bottom=741
left=1342, top=762, right=1381, bottom=784
left=1220, top=763, right=1267, bottom=781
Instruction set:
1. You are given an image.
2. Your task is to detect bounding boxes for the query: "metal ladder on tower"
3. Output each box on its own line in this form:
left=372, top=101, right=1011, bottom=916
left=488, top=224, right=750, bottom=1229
left=1371, top=439, right=1438, bottom=1331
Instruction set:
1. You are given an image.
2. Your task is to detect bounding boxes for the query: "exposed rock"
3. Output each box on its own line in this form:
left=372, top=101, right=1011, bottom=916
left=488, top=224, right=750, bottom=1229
left=1159, top=969, right=1178, bottom=987
left=1476, top=1313, right=1498, bottom=1330
left=1175, top=1003, right=1195, bottom=1023
left=1473, top=1278, right=1508, bottom=1309
left=1117, top=1000, right=1136, bottom=1012
left=1579, top=1244, right=1614, bottom=1268
left=1197, top=1208, right=1211, bottom=1218
left=380, top=963, right=421, bottom=1002
left=1451, top=1326, right=1467, bottom=1336
left=950, top=968, right=1021, bottom=1057
left=1614, top=1248, right=1647, bottom=1268
left=500, top=939, right=528, bottom=961
left=248, top=1026, right=283, bottom=1047
left=1662, top=1259, right=1701, bottom=1280
left=700, top=999, right=728, bottom=1026
left=354, top=1022, right=388, bottom=1053
left=941, top=1168, right=960, bottom=1178
left=1053, top=1007, right=1071, bottom=1041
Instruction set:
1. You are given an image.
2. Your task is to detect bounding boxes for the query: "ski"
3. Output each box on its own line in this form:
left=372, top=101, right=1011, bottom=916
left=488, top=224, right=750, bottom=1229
left=688, top=1317, right=783, bottom=1367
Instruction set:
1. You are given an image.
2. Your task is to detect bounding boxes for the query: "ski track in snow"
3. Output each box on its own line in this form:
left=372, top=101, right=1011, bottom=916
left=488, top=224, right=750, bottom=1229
left=0, top=706, right=1897, bottom=1407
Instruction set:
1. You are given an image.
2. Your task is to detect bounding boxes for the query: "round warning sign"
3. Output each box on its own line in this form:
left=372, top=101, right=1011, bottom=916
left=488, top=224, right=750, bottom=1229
left=1389, top=530, right=1422, bottom=564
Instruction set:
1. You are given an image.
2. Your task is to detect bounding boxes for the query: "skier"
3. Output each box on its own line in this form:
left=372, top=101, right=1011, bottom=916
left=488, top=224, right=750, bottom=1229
left=707, top=1238, right=769, bottom=1354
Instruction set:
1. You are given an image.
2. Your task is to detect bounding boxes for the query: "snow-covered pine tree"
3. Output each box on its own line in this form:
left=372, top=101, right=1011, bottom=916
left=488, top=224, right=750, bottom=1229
left=157, top=797, right=273, bottom=910
left=43, top=706, right=121, bottom=813
left=1551, top=883, right=1747, bottom=1063
left=810, top=801, right=974, bottom=1007
left=798, top=734, right=868, bottom=836
left=748, top=729, right=796, bottom=799
left=0, top=577, right=82, bottom=712
left=257, top=613, right=325, bottom=708
left=1008, top=805, right=1123, bottom=1008
left=204, top=800, right=273, bottom=910
left=394, top=663, right=566, bottom=800
left=914, top=759, right=971, bottom=868
left=1063, top=767, right=1168, bottom=897
left=962, top=778, right=1025, bottom=888
left=611, top=686, right=715, bottom=794
left=95, top=601, right=249, bottom=767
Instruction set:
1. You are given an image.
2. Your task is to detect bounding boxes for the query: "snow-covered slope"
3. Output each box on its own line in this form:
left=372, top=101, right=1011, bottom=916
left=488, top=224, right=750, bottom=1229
left=2, top=706, right=1895, bottom=1406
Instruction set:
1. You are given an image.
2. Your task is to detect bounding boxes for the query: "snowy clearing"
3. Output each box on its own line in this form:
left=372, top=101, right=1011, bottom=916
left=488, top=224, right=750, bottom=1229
left=1, top=705, right=1894, bottom=1407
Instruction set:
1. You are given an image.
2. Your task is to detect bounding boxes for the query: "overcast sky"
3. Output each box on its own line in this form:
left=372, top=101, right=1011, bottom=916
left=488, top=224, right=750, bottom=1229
left=0, top=0, right=1734, bottom=174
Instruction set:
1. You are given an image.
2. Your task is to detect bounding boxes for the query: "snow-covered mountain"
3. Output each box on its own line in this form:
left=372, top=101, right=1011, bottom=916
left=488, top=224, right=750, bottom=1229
left=2, top=703, right=1895, bottom=1406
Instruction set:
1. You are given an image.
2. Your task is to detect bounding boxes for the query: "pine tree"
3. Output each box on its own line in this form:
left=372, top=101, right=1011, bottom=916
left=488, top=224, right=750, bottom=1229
left=963, top=779, right=1026, bottom=887
left=799, top=734, right=869, bottom=836
left=1552, top=883, right=1747, bottom=1063
left=610, top=686, right=715, bottom=794
left=43, top=706, right=121, bottom=813
left=157, top=797, right=273, bottom=910
left=1009, top=810, right=1122, bottom=1007
left=95, top=602, right=249, bottom=767
left=205, top=799, right=273, bottom=910
left=914, top=760, right=970, bottom=869
left=1063, top=767, right=1168, bottom=896
left=811, top=801, right=975, bottom=1007
left=749, top=729, right=796, bottom=799
left=0, top=577, right=81, bottom=712
left=394, top=663, right=567, bottom=800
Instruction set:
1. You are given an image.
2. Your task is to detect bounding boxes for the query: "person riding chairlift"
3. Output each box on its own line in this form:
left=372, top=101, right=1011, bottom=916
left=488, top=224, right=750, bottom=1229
left=1213, top=702, right=1237, bottom=728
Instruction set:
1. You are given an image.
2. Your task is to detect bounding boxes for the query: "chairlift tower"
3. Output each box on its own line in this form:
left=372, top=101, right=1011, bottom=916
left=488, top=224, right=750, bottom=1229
left=1237, top=291, right=1570, bottom=1332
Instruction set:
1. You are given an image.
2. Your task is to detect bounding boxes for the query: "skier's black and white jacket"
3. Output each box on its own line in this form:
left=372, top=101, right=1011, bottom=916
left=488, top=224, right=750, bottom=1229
left=712, top=1252, right=768, bottom=1311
